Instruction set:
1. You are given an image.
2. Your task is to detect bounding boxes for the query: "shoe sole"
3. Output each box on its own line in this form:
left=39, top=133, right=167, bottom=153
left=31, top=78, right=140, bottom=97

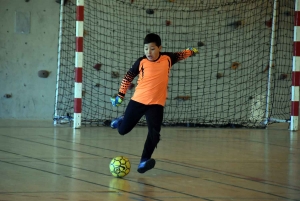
left=137, top=159, right=156, bottom=174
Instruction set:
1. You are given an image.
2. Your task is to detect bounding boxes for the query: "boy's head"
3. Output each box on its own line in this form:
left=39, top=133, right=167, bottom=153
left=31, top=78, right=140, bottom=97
left=144, top=33, right=161, bottom=47
left=144, top=33, right=162, bottom=61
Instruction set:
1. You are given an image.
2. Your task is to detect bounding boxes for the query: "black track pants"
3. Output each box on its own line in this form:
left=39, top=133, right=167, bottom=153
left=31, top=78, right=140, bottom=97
left=117, top=100, right=163, bottom=160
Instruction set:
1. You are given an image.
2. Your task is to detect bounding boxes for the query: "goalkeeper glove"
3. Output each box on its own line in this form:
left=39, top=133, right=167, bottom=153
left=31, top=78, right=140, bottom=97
left=110, top=95, right=123, bottom=107
left=187, top=47, right=199, bottom=56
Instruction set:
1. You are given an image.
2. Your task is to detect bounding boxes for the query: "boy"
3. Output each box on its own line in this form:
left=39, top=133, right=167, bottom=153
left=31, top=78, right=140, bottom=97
left=110, top=33, right=198, bottom=173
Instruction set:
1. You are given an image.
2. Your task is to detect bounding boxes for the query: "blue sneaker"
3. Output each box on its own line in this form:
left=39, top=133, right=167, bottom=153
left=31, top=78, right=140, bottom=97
left=110, top=115, right=124, bottom=129
left=137, top=158, right=156, bottom=173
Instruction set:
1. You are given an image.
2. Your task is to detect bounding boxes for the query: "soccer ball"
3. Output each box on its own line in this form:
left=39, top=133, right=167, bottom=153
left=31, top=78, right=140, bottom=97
left=109, top=156, right=131, bottom=178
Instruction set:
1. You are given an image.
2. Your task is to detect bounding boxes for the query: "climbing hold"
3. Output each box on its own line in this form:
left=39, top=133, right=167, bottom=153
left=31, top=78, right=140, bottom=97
left=265, top=18, right=272, bottom=28
left=262, top=64, right=275, bottom=73
left=284, top=11, right=291, bottom=16
left=111, top=71, right=119, bottom=78
left=279, top=73, right=288, bottom=80
left=128, top=83, right=135, bottom=90
left=174, top=96, right=191, bottom=101
left=3, top=94, right=12, bottom=98
left=231, top=62, right=240, bottom=70
left=166, top=20, right=171, bottom=26
left=216, top=73, right=224, bottom=79
left=228, top=20, right=244, bottom=29
left=38, top=70, right=50, bottom=78
left=83, top=30, right=88, bottom=37
left=146, top=9, right=154, bottom=14
left=197, top=41, right=204, bottom=47
left=93, top=63, right=101, bottom=71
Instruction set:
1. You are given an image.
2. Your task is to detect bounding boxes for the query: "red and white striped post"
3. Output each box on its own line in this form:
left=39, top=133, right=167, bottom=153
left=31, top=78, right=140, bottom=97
left=74, top=0, right=84, bottom=129
left=291, top=0, right=300, bottom=131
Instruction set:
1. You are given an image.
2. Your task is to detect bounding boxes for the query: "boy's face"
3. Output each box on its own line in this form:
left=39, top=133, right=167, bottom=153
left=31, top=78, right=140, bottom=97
left=144, top=42, right=162, bottom=61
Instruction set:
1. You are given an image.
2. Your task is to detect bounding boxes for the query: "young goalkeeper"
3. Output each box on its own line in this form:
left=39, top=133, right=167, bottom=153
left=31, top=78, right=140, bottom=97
left=110, top=33, right=198, bottom=174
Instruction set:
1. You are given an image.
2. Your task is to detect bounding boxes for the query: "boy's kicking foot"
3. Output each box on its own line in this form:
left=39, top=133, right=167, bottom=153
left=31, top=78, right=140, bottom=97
left=137, top=158, right=156, bottom=173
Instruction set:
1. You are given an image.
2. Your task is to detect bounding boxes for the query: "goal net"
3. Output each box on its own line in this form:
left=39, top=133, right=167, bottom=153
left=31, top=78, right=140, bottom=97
left=54, top=0, right=294, bottom=128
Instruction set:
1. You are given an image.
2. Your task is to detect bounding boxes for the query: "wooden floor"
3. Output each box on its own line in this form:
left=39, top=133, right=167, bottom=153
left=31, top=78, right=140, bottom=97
left=0, top=120, right=299, bottom=201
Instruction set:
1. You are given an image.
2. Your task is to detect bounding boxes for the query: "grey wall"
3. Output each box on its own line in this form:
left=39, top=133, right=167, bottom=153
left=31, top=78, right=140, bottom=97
left=0, top=0, right=60, bottom=119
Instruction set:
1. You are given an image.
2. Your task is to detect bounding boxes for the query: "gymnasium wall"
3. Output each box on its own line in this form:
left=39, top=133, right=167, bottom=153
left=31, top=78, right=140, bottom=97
left=0, top=0, right=60, bottom=119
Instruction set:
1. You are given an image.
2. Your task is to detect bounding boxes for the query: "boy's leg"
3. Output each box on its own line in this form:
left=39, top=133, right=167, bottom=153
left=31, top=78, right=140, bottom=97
left=142, top=104, right=163, bottom=159
left=137, top=104, right=163, bottom=173
left=117, top=100, right=147, bottom=135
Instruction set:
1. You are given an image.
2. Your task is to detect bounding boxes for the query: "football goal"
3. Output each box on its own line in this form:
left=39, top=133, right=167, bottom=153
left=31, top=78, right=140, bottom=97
left=54, top=0, right=297, bottom=129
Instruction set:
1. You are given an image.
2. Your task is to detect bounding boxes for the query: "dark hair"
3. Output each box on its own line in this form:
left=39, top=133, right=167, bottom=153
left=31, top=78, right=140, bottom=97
left=144, top=33, right=161, bottom=47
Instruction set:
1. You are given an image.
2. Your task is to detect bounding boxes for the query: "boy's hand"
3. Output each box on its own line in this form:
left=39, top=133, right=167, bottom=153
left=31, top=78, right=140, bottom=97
left=110, top=95, right=123, bottom=107
left=187, top=47, right=199, bottom=55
